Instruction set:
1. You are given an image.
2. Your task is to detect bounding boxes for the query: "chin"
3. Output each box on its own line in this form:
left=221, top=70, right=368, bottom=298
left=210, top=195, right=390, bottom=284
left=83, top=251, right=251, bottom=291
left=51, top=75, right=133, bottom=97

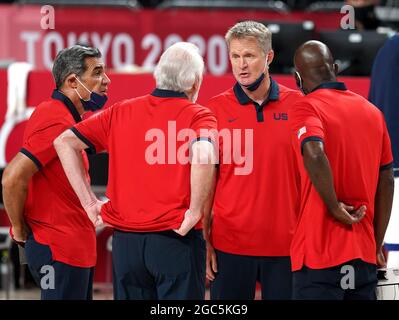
left=238, top=78, right=252, bottom=86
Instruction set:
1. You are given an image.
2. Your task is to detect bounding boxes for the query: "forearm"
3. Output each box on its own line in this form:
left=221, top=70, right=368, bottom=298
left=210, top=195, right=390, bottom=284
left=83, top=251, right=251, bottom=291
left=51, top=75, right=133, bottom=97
left=304, top=150, right=339, bottom=213
left=189, top=141, right=217, bottom=219
left=374, top=168, right=394, bottom=249
left=54, top=132, right=96, bottom=209
left=2, top=179, right=28, bottom=230
left=202, top=174, right=216, bottom=243
left=190, top=163, right=216, bottom=217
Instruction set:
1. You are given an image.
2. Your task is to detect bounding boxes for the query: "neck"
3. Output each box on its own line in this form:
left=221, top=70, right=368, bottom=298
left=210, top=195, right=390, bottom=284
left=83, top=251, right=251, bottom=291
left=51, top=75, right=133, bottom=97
left=59, top=88, right=85, bottom=115
left=241, top=75, right=270, bottom=104
left=309, top=77, right=337, bottom=92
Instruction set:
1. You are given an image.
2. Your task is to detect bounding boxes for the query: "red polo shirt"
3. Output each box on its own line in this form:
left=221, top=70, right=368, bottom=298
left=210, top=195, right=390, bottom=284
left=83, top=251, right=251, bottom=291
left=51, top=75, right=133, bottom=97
left=207, top=79, right=301, bottom=256
left=72, top=89, right=217, bottom=232
left=290, top=82, right=393, bottom=271
left=20, top=90, right=96, bottom=268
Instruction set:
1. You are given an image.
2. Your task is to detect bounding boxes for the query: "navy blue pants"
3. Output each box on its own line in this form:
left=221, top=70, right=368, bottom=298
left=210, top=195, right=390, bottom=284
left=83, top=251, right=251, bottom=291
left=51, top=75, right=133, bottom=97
left=24, top=234, right=94, bottom=300
left=112, top=229, right=206, bottom=300
left=293, top=259, right=377, bottom=300
left=210, top=249, right=292, bottom=300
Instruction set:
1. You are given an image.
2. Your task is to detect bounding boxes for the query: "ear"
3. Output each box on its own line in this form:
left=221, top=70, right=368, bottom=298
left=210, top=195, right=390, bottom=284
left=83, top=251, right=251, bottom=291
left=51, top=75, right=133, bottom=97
left=294, top=71, right=302, bottom=88
left=191, top=75, right=202, bottom=93
left=333, top=63, right=339, bottom=76
left=64, top=74, right=78, bottom=90
left=266, top=50, right=274, bottom=66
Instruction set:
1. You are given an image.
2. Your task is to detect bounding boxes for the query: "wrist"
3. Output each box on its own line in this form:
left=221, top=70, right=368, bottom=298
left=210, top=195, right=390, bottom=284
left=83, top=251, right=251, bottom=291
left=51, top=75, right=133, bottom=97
left=203, top=233, right=211, bottom=243
left=82, top=197, right=97, bottom=211
left=12, top=223, right=26, bottom=232
left=188, top=209, right=202, bottom=218
left=328, top=202, right=341, bottom=215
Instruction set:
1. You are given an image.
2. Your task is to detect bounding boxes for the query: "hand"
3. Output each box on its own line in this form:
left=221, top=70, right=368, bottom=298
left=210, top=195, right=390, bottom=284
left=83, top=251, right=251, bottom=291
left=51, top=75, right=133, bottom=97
left=330, top=202, right=366, bottom=225
left=83, top=199, right=107, bottom=228
left=376, top=246, right=387, bottom=268
left=11, top=223, right=30, bottom=246
left=206, top=242, right=218, bottom=281
left=173, top=209, right=202, bottom=236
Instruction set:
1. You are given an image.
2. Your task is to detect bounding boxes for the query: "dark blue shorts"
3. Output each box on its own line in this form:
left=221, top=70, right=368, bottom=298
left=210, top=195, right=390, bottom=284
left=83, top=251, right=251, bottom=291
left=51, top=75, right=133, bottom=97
left=112, top=228, right=206, bottom=300
left=24, top=233, right=94, bottom=300
left=293, top=259, right=377, bottom=300
left=210, top=249, right=293, bottom=300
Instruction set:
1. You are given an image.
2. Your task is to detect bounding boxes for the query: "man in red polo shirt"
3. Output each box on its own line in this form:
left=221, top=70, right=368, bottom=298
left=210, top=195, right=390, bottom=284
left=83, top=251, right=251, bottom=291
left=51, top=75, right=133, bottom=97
left=1, top=45, right=110, bottom=299
left=204, top=21, right=301, bottom=300
left=290, top=40, right=394, bottom=300
left=54, top=42, right=217, bottom=300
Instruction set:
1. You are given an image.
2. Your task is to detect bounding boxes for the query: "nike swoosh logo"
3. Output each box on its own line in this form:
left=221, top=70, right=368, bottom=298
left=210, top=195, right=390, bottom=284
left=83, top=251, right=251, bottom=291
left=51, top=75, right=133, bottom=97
left=227, top=118, right=238, bottom=123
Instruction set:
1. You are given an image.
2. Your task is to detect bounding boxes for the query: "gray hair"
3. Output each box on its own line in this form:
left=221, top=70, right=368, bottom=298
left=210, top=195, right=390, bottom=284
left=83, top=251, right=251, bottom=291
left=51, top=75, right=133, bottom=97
left=225, top=21, right=272, bottom=54
left=52, top=45, right=101, bottom=89
left=154, top=42, right=204, bottom=92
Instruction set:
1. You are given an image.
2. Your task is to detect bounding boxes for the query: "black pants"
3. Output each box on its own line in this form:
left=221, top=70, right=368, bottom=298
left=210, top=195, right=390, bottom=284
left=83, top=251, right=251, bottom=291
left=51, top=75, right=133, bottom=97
left=293, top=259, right=377, bottom=300
left=210, top=249, right=292, bottom=300
left=24, top=234, right=94, bottom=300
left=112, top=229, right=206, bottom=300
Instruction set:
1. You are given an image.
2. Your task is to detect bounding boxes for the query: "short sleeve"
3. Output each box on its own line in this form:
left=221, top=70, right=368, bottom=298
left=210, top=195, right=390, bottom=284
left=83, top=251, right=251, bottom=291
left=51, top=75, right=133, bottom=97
left=190, top=107, right=218, bottom=144
left=21, top=121, right=71, bottom=169
left=380, top=115, right=393, bottom=170
left=290, top=101, right=325, bottom=153
left=72, top=103, right=116, bottom=153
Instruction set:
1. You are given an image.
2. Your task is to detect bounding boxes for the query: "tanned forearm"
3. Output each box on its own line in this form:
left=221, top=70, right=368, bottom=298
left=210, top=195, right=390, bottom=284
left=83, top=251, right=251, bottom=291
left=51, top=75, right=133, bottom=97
left=374, top=168, right=394, bottom=249
left=2, top=170, right=29, bottom=231
left=1, top=153, right=38, bottom=240
left=303, top=141, right=339, bottom=213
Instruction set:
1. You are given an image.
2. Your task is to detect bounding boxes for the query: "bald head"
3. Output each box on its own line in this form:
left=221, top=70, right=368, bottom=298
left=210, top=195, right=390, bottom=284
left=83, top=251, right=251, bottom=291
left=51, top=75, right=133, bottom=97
left=294, top=41, right=338, bottom=94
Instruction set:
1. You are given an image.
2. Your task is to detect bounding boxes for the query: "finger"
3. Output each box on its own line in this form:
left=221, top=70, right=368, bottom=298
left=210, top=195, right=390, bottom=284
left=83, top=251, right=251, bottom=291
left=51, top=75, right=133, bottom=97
left=339, top=206, right=365, bottom=224
left=352, top=207, right=366, bottom=221
left=355, top=205, right=367, bottom=215
left=211, top=253, right=218, bottom=273
left=341, top=203, right=354, bottom=212
left=13, top=238, right=26, bottom=244
left=95, top=217, right=104, bottom=228
left=173, top=228, right=185, bottom=236
left=377, top=253, right=387, bottom=268
left=346, top=213, right=364, bottom=224
left=352, top=205, right=366, bottom=214
left=206, top=263, right=215, bottom=281
left=377, top=247, right=387, bottom=267
left=333, top=210, right=357, bottom=225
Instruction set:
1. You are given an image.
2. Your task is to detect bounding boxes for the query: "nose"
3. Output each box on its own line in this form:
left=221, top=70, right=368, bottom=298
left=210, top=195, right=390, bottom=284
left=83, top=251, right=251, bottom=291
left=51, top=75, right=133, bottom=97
left=103, top=73, right=111, bottom=85
left=238, top=57, right=247, bottom=70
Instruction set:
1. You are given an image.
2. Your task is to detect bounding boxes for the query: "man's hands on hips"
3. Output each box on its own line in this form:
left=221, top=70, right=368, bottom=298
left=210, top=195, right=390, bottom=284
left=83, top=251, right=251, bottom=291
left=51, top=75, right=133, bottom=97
left=83, top=198, right=108, bottom=228
left=11, top=222, right=30, bottom=246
